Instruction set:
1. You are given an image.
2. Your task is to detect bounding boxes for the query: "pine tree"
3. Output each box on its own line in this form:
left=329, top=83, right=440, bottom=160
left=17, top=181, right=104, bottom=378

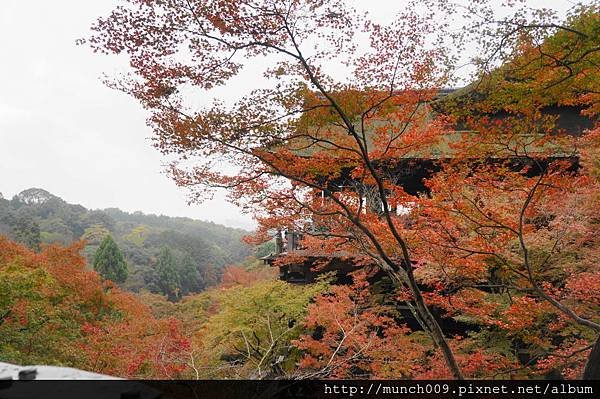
left=93, top=235, right=128, bottom=283
left=178, top=254, right=202, bottom=295
left=155, top=246, right=181, bottom=301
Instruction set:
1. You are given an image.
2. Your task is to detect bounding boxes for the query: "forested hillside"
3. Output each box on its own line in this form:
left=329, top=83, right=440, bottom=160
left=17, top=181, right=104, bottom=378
left=0, top=188, right=251, bottom=297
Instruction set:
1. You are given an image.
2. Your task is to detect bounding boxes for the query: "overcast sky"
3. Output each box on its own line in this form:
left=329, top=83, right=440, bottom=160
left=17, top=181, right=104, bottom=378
left=0, top=1, right=580, bottom=231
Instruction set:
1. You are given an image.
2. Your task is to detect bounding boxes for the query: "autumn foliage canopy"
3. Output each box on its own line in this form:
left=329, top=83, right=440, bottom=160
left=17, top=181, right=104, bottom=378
left=0, top=237, right=190, bottom=378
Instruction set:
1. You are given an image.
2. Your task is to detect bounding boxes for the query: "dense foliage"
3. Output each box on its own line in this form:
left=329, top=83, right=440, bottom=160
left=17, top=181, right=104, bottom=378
left=186, top=277, right=329, bottom=378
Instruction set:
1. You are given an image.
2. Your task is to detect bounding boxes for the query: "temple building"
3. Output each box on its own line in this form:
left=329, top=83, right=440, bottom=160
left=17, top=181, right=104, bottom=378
left=261, top=88, right=594, bottom=284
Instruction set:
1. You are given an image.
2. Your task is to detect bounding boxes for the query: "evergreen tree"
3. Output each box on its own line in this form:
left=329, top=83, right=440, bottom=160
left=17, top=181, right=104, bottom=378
left=154, top=246, right=181, bottom=301
left=93, top=235, right=128, bottom=283
left=178, top=254, right=202, bottom=295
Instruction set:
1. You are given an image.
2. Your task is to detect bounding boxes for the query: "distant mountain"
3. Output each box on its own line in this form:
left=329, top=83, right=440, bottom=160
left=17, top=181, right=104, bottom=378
left=0, top=188, right=252, bottom=296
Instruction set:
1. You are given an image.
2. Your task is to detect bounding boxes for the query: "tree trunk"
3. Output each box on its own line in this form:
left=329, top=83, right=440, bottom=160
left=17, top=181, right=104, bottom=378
left=583, top=335, right=600, bottom=380
left=388, top=268, right=464, bottom=380
left=410, top=281, right=464, bottom=380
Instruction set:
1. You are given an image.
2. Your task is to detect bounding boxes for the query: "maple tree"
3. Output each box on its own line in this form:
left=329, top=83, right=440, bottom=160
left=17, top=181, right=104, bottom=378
left=409, top=7, right=600, bottom=378
left=293, top=271, right=426, bottom=379
left=184, top=278, right=329, bottom=379
left=85, top=0, right=599, bottom=379
left=0, top=236, right=190, bottom=378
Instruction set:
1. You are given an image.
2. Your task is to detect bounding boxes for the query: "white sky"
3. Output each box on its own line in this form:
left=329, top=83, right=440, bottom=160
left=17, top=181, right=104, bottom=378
left=0, top=0, right=580, bottom=231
